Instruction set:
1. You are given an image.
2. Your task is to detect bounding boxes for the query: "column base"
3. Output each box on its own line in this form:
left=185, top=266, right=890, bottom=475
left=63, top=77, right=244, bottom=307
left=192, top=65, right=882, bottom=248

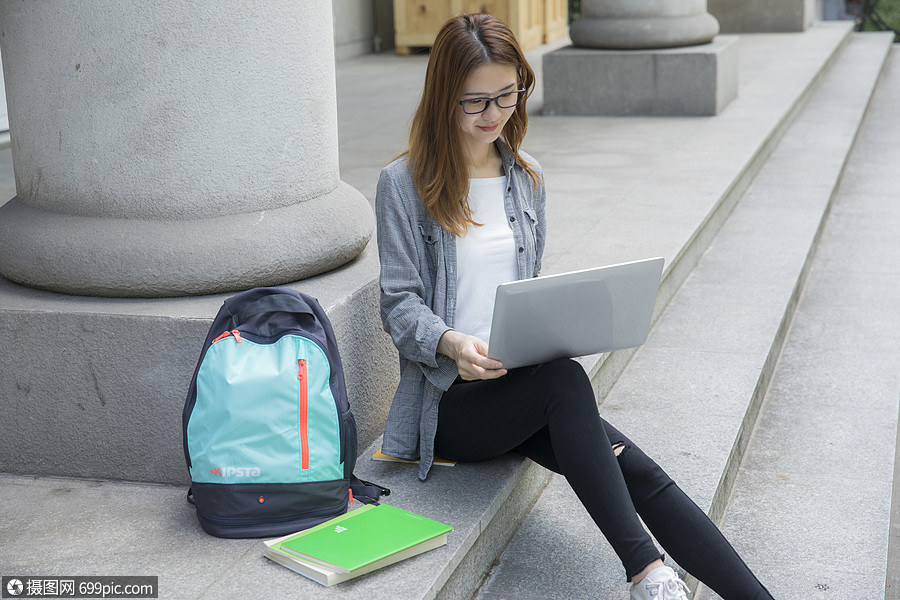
left=543, top=36, right=739, bottom=117
left=0, top=182, right=373, bottom=298
left=570, top=13, right=720, bottom=50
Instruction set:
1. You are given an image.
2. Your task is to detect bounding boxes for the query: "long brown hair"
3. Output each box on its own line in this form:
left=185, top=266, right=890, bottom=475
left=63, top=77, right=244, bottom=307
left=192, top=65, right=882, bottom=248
left=406, top=13, right=539, bottom=236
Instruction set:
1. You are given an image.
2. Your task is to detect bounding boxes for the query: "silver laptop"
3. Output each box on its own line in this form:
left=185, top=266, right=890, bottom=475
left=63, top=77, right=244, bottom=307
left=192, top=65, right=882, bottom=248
left=487, top=257, right=664, bottom=369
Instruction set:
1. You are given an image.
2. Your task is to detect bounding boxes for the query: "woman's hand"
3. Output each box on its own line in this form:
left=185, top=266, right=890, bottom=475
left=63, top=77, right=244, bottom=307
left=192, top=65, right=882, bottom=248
left=437, top=330, right=507, bottom=381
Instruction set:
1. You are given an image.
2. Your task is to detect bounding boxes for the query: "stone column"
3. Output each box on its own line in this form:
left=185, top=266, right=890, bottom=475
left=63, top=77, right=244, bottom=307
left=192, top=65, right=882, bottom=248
left=544, top=0, right=738, bottom=116
left=0, top=0, right=373, bottom=297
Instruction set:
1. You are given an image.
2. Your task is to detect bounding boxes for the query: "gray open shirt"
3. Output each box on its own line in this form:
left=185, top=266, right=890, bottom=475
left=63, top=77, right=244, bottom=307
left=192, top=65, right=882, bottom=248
left=374, top=141, right=547, bottom=480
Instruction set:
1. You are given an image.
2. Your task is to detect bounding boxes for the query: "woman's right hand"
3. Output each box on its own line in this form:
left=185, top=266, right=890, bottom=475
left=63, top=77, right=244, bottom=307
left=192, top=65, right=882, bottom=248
left=437, top=330, right=507, bottom=381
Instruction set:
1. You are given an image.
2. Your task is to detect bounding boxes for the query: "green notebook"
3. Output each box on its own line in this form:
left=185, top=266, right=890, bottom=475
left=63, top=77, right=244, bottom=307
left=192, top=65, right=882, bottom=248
left=277, top=503, right=452, bottom=574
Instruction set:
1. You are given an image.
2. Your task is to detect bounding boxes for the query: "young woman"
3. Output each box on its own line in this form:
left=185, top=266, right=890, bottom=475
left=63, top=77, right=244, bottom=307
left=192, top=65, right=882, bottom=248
left=375, top=13, right=774, bottom=600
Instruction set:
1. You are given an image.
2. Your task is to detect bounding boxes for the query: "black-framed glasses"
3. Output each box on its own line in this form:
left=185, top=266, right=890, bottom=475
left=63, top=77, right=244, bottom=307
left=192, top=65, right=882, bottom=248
left=459, top=89, right=526, bottom=114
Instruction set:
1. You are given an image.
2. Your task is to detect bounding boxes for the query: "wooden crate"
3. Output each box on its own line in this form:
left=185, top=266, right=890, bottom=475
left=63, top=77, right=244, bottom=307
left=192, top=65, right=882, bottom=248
left=394, top=0, right=546, bottom=54
left=543, top=0, right=568, bottom=43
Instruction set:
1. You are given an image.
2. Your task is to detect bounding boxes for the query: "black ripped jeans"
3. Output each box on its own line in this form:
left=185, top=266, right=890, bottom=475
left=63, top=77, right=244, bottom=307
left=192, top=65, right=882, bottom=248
left=434, top=358, right=773, bottom=599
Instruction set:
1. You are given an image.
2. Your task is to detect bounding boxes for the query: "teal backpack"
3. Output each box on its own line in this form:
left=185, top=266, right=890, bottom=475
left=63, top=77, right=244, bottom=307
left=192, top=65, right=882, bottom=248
left=182, top=287, right=388, bottom=538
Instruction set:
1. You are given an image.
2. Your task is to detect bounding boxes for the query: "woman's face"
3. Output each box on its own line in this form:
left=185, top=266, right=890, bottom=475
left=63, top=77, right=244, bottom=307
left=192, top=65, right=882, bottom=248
left=457, top=62, right=520, bottom=157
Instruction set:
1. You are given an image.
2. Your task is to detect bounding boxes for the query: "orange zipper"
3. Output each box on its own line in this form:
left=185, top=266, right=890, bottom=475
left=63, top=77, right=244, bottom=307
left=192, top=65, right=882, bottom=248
left=298, top=359, right=309, bottom=470
left=211, top=329, right=243, bottom=344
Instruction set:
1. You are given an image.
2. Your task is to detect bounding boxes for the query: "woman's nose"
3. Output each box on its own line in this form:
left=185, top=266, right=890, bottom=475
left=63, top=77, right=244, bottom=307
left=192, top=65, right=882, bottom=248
left=483, top=99, right=502, bottom=119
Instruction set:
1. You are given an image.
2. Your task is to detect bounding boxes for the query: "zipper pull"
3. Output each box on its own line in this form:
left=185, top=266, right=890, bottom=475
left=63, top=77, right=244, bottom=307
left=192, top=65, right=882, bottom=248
left=211, top=330, right=232, bottom=344
left=232, top=330, right=243, bottom=343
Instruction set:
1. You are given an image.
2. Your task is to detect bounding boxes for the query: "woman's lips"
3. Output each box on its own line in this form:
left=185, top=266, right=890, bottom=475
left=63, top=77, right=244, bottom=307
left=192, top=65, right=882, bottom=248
left=479, top=124, right=499, bottom=133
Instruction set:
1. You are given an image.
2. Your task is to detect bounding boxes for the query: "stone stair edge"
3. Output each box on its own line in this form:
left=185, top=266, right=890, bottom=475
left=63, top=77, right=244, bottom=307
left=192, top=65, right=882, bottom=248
left=706, top=31, right=897, bottom=529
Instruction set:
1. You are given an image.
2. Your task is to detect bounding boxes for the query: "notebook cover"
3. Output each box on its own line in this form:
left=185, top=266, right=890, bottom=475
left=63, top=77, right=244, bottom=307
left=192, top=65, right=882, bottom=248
left=277, top=503, right=452, bottom=573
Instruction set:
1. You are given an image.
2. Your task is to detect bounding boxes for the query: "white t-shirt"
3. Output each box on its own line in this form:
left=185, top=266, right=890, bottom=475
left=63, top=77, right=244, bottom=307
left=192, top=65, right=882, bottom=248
left=454, top=176, right=518, bottom=343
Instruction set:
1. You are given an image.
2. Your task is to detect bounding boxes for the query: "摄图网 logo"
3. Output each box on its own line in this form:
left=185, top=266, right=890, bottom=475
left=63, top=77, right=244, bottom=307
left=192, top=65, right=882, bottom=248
left=6, top=579, right=24, bottom=596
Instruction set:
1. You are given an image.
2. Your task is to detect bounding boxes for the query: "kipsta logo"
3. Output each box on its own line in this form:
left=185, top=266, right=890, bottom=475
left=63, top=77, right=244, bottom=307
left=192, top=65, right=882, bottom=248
left=210, top=466, right=261, bottom=477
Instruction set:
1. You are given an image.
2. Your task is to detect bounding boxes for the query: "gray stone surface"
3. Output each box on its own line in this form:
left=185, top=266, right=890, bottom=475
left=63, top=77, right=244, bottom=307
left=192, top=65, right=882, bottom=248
left=709, top=0, right=816, bottom=32
left=543, top=36, right=739, bottom=116
left=699, top=43, right=900, bottom=600
left=333, top=0, right=377, bottom=60
left=0, top=442, right=550, bottom=600
left=477, top=474, right=626, bottom=600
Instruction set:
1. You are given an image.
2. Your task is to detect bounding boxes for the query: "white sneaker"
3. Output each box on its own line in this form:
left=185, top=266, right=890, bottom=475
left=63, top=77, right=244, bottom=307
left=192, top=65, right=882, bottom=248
left=629, top=566, right=691, bottom=600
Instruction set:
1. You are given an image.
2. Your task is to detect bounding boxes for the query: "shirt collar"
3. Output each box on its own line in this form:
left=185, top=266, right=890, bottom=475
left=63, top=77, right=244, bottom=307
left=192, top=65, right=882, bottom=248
left=495, top=140, right=517, bottom=175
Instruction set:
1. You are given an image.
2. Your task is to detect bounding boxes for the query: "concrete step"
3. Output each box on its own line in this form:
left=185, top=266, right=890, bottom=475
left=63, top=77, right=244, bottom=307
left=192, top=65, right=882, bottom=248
left=475, top=32, right=895, bottom=600
left=532, top=22, right=861, bottom=402
left=698, top=43, right=900, bottom=600
left=0, top=23, right=879, bottom=600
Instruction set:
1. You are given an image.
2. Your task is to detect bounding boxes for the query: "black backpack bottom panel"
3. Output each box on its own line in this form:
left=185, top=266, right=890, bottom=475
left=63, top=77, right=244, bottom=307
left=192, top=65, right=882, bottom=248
left=189, top=479, right=350, bottom=538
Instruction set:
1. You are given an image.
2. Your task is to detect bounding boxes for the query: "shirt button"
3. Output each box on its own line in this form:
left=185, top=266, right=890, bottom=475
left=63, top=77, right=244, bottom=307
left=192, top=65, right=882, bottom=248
left=509, top=216, right=516, bottom=222
left=518, top=247, right=524, bottom=253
